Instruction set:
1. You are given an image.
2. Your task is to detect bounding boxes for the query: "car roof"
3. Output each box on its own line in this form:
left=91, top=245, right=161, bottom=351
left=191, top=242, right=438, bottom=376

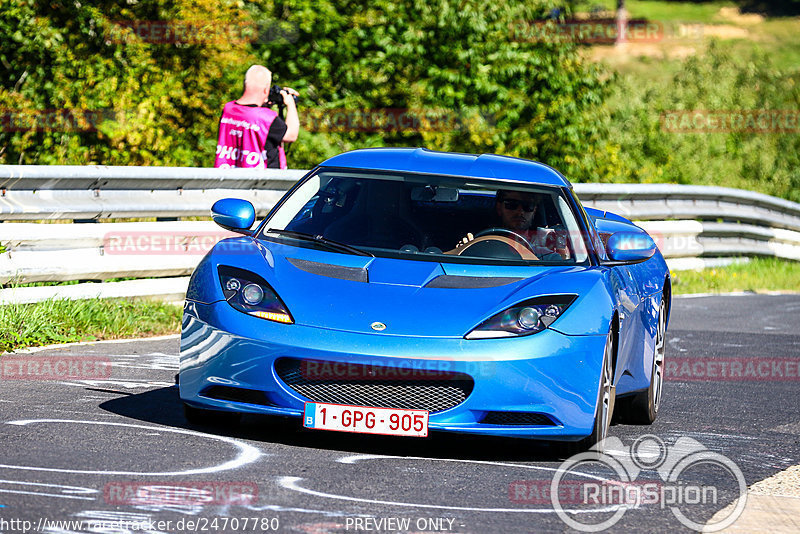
left=318, top=147, right=571, bottom=188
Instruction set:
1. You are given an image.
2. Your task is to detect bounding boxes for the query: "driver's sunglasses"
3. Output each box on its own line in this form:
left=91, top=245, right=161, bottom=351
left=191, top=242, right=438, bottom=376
left=502, top=199, right=537, bottom=212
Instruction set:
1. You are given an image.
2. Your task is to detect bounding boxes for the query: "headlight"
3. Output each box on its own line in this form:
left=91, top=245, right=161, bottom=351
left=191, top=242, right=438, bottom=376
left=465, top=295, right=576, bottom=339
left=242, top=284, right=264, bottom=305
left=218, top=266, right=293, bottom=324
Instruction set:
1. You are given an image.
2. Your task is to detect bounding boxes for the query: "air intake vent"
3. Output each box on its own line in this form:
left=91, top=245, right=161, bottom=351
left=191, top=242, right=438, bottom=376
left=287, top=257, right=368, bottom=283
left=481, top=411, right=556, bottom=426
left=425, top=275, right=524, bottom=289
left=200, top=385, right=274, bottom=406
left=274, top=358, right=473, bottom=413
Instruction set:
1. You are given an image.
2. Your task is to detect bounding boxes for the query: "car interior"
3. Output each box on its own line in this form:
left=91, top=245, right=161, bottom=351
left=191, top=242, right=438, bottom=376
left=282, top=176, right=572, bottom=261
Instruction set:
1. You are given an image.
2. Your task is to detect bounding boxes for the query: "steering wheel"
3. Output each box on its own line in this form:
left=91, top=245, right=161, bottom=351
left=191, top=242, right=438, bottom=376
left=474, top=228, right=536, bottom=253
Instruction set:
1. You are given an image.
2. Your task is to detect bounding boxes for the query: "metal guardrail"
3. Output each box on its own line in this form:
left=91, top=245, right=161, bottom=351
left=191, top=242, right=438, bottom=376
left=0, top=189, right=284, bottom=220
left=0, top=166, right=305, bottom=220
left=0, top=165, right=307, bottom=190
left=1, top=165, right=799, bottom=294
left=3, top=165, right=800, bottom=228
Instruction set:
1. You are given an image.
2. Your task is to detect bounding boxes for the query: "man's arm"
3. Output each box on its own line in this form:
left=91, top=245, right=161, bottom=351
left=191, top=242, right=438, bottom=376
left=281, top=88, right=300, bottom=143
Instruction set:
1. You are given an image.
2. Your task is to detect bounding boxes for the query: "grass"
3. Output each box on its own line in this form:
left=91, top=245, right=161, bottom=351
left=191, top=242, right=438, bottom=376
left=0, top=298, right=181, bottom=354
left=576, top=1, right=738, bottom=23
left=727, top=18, right=800, bottom=71
left=671, top=257, right=800, bottom=294
left=581, top=1, right=800, bottom=74
left=5, top=277, right=143, bottom=288
left=627, top=1, right=737, bottom=23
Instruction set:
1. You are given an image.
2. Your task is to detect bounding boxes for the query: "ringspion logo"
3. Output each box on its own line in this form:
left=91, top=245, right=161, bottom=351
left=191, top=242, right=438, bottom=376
left=550, top=435, right=746, bottom=531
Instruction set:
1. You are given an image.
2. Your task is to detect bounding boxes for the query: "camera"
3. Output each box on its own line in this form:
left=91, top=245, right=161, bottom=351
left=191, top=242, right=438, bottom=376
left=266, top=85, right=298, bottom=108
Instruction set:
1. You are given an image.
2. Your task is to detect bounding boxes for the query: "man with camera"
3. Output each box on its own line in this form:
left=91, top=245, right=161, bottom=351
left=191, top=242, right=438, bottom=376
left=214, top=65, right=299, bottom=169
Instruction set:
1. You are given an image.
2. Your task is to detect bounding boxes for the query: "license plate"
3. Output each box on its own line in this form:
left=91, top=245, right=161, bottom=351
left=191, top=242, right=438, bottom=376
left=303, top=402, right=429, bottom=437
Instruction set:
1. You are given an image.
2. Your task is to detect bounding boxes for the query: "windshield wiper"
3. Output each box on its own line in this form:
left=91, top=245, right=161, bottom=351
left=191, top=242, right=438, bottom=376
left=264, top=229, right=374, bottom=257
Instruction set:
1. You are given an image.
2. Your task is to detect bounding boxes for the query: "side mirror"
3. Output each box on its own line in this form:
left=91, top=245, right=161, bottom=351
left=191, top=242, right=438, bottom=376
left=211, top=198, right=255, bottom=234
left=606, top=231, right=657, bottom=263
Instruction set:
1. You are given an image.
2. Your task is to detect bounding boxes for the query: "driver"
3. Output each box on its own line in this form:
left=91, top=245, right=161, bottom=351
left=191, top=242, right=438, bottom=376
left=456, top=190, right=569, bottom=260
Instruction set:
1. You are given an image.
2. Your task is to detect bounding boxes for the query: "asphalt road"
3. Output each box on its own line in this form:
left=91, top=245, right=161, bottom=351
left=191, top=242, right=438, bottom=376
left=1, top=294, right=799, bottom=534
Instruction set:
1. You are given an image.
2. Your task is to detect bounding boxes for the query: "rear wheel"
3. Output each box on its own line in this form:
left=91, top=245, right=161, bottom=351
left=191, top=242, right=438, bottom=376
left=183, top=403, right=242, bottom=427
left=618, top=298, right=666, bottom=424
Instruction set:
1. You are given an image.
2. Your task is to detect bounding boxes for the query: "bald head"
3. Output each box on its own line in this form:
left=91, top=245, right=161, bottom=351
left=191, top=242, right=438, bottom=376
left=245, top=65, right=271, bottom=88
left=238, top=65, right=272, bottom=105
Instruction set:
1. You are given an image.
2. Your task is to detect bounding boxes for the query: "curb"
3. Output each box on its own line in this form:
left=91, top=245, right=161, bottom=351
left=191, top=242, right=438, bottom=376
left=2, top=334, right=180, bottom=356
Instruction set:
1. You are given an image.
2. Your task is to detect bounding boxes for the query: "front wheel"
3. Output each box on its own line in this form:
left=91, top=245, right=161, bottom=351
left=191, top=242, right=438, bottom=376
left=617, top=298, right=666, bottom=424
left=564, top=328, right=615, bottom=454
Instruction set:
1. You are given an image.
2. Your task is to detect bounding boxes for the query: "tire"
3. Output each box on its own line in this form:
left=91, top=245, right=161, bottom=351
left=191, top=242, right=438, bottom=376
left=564, top=328, right=615, bottom=455
left=617, top=298, right=666, bottom=424
left=183, top=403, right=242, bottom=427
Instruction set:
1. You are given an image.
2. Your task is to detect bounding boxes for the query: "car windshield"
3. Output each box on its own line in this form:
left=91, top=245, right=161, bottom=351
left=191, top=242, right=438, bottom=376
left=258, top=169, right=589, bottom=265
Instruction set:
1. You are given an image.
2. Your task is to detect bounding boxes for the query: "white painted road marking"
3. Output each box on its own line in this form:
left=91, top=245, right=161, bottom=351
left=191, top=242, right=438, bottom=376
left=0, top=419, right=263, bottom=476
left=280, top=454, right=633, bottom=514
left=0, top=480, right=97, bottom=501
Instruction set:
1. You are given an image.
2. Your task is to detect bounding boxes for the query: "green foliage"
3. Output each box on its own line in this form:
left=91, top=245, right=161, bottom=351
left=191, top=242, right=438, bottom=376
left=0, top=0, right=255, bottom=166
left=1, top=0, right=616, bottom=181
left=0, top=297, right=181, bottom=353
left=251, top=0, right=617, bottom=180
left=604, top=41, right=800, bottom=202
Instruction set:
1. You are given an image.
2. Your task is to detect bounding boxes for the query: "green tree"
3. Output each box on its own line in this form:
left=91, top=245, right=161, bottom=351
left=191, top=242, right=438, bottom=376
left=0, top=0, right=254, bottom=166
left=606, top=41, right=800, bottom=202
left=2, top=0, right=619, bottom=184
left=248, top=0, right=618, bottom=180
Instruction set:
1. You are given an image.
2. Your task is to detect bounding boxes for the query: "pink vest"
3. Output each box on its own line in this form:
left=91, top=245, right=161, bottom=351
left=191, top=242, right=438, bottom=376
left=214, top=102, right=287, bottom=169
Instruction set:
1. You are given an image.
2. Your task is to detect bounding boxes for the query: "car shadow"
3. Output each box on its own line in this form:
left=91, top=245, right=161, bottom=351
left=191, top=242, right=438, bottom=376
left=99, top=386, right=583, bottom=462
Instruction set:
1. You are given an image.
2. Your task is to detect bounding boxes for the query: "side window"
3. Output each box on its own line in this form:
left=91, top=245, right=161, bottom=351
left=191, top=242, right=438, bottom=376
left=555, top=195, right=588, bottom=262
left=569, top=190, right=607, bottom=261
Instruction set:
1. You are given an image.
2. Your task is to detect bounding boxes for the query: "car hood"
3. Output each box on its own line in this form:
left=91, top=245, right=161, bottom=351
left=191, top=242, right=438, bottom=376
left=242, top=239, right=587, bottom=338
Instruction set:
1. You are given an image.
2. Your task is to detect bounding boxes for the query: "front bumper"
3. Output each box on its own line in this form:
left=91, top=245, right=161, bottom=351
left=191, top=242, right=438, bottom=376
left=179, top=300, right=607, bottom=440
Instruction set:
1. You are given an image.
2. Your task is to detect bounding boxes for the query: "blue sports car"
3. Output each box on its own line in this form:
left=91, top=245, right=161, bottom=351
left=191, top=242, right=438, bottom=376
left=179, top=148, right=670, bottom=450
